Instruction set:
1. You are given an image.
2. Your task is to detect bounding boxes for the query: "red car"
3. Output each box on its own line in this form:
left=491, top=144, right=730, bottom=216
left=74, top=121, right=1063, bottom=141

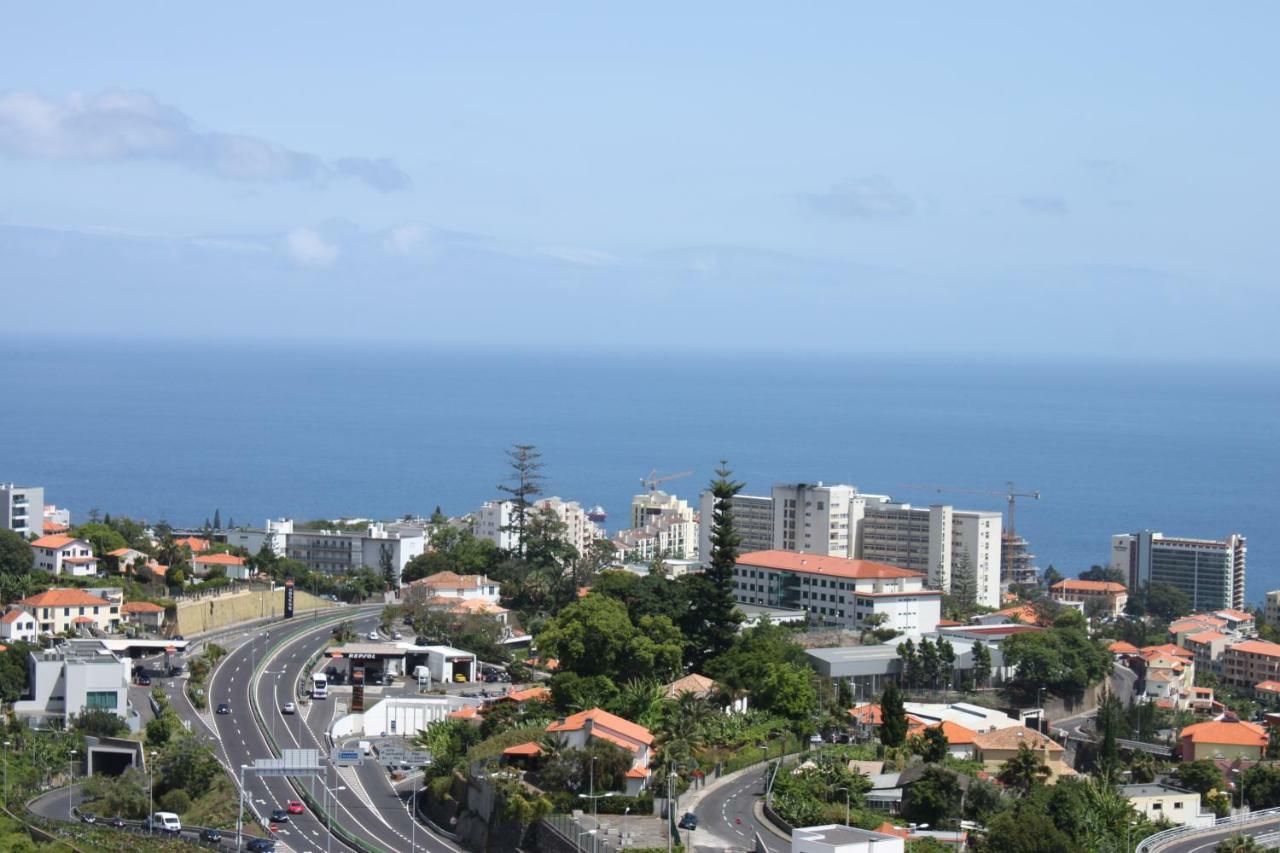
left=286, top=800, right=304, bottom=815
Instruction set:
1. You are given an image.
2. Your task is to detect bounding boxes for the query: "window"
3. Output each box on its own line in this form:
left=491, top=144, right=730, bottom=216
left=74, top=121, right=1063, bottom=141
left=85, top=691, right=118, bottom=711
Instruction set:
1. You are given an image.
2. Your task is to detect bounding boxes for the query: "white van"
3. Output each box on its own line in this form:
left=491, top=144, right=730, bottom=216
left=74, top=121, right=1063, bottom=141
left=357, top=740, right=372, bottom=756
left=152, top=811, right=182, bottom=833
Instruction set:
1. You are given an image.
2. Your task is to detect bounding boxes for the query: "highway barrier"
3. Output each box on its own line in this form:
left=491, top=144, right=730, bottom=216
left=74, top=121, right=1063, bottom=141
left=1136, top=806, right=1280, bottom=852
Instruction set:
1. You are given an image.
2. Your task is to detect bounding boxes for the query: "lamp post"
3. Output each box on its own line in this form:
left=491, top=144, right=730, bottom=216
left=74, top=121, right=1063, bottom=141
left=1037, top=686, right=1046, bottom=730
left=67, top=748, right=76, bottom=822
left=834, top=786, right=851, bottom=826
left=236, top=764, right=248, bottom=851
left=149, top=750, right=157, bottom=832
left=590, top=755, right=597, bottom=853
left=3, top=739, right=10, bottom=807
left=576, top=828, right=595, bottom=853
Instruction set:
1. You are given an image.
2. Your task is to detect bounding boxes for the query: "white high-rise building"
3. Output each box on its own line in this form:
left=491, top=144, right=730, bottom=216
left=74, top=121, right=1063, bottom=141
left=0, top=483, right=45, bottom=539
left=631, top=491, right=695, bottom=529
left=1111, top=531, right=1246, bottom=612
left=471, top=497, right=602, bottom=556
left=612, top=513, right=699, bottom=562
left=698, top=491, right=774, bottom=561
left=768, top=483, right=1002, bottom=608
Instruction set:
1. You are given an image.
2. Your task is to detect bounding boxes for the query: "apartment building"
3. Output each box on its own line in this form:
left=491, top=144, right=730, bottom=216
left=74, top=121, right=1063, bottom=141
left=1222, top=639, right=1280, bottom=691
left=13, top=639, right=132, bottom=727
left=768, top=484, right=1001, bottom=608
left=612, top=513, right=698, bottom=561
left=18, top=589, right=120, bottom=634
left=226, top=519, right=424, bottom=583
left=731, top=549, right=940, bottom=634
left=1111, top=531, right=1246, bottom=611
left=0, top=483, right=44, bottom=539
left=471, top=497, right=602, bottom=555
left=1050, top=579, right=1128, bottom=617
left=29, top=535, right=99, bottom=577
left=631, top=490, right=695, bottom=528
left=698, top=491, right=773, bottom=560
left=1267, top=590, right=1280, bottom=627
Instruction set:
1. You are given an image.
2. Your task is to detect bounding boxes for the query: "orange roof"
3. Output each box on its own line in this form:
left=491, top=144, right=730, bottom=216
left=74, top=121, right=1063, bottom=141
left=1, top=610, right=32, bottom=624
left=937, top=619, right=964, bottom=627
left=1217, top=609, right=1254, bottom=621
left=625, top=766, right=651, bottom=778
left=875, top=823, right=910, bottom=840
left=108, top=548, right=138, bottom=557
left=20, top=589, right=113, bottom=607
left=502, top=741, right=543, bottom=757
left=1192, top=686, right=1214, bottom=695
left=193, top=552, right=245, bottom=565
left=447, top=706, right=481, bottom=720
left=1185, top=630, right=1229, bottom=644
left=1256, top=681, right=1280, bottom=694
left=1229, top=640, right=1280, bottom=658
left=1156, top=698, right=1175, bottom=709
left=1181, top=719, right=1267, bottom=747
left=1051, top=579, right=1126, bottom=593
left=72, top=616, right=95, bottom=623
left=1172, top=615, right=1227, bottom=631
left=735, top=550, right=923, bottom=581
left=1142, top=643, right=1194, bottom=660
left=664, top=673, right=717, bottom=699
left=849, top=704, right=883, bottom=725
left=30, top=534, right=79, bottom=549
left=414, top=571, right=494, bottom=589
left=122, top=601, right=165, bottom=614
left=1108, top=641, right=1139, bottom=654
left=43, top=520, right=68, bottom=533
left=995, top=604, right=1044, bottom=625
left=546, top=708, right=654, bottom=746
left=577, top=586, right=591, bottom=598
left=972, top=726, right=1063, bottom=753
left=499, top=686, right=552, bottom=704
left=931, top=719, right=978, bottom=745
left=173, top=537, right=210, bottom=553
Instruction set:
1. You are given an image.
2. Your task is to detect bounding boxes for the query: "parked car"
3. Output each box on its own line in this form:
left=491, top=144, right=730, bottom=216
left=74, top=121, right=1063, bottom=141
left=80, top=812, right=97, bottom=824
left=201, top=827, right=223, bottom=843
left=216, top=703, right=231, bottom=715
left=453, top=673, right=467, bottom=682
left=246, top=838, right=276, bottom=852
left=368, top=631, right=380, bottom=641
left=281, top=701, right=297, bottom=715
left=678, top=813, right=698, bottom=830
left=286, top=799, right=304, bottom=815
left=138, top=674, right=152, bottom=686
left=270, top=808, right=290, bottom=823
left=106, top=816, right=126, bottom=828
left=392, top=631, right=403, bottom=640
left=151, top=811, right=182, bottom=834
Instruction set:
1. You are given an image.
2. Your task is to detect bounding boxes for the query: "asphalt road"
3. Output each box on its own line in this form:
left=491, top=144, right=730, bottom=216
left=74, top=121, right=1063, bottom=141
left=1153, top=816, right=1280, bottom=853
left=28, top=783, right=238, bottom=849
left=692, top=765, right=785, bottom=853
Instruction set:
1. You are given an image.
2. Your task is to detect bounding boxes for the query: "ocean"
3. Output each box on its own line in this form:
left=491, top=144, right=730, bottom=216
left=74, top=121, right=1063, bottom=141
left=1, top=341, right=1275, bottom=603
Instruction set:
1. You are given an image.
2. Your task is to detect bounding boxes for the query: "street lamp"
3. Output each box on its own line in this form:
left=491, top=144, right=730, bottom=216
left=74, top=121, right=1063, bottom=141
left=834, top=786, right=851, bottom=826
left=3, top=739, right=10, bottom=807
left=67, top=748, right=76, bottom=822
left=575, top=828, right=596, bottom=853
left=149, top=750, right=157, bottom=832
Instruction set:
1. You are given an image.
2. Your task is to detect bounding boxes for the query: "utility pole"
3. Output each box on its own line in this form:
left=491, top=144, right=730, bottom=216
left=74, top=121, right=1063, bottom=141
left=236, top=764, right=246, bottom=851
left=67, top=748, right=76, bottom=822
left=3, top=739, right=9, bottom=807
left=149, top=750, right=157, bottom=832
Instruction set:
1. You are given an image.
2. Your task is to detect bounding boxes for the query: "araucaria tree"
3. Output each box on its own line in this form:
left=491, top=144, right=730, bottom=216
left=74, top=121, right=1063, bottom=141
left=880, top=681, right=908, bottom=748
left=686, top=461, right=744, bottom=668
left=497, top=443, right=544, bottom=559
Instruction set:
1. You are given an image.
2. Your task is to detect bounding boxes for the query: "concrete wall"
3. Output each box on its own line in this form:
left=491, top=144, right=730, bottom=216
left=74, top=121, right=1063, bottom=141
left=174, top=587, right=337, bottom=635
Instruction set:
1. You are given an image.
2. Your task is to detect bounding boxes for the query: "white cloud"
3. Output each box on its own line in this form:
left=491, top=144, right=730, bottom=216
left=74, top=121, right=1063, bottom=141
left=284, top=228, right=339, bottom=268
left=539, top=246, right=617, bottom=266
left=383, top=224, right=430, bottom=256
left=0, top=89, right=410, bottom=191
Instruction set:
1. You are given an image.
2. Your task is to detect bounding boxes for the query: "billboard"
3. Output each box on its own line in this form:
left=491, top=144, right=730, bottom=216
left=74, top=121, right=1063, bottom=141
left=284, top=577, right=295, bottom=618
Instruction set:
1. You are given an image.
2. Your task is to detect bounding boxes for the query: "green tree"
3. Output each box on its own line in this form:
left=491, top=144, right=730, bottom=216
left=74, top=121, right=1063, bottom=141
left=753, top=663, right=818, bottom=724
left=897, top=639, right=918, bottom=689
left=71, top=708, right=128, bottom=738
left=0, top=528, right=33, bottom=575
left=212, top=509, right=222, bottom=530
left=1078, top=564, right=1126, bottom=584
left=548, top=672, right=622, bottom=714
left=949, top=552, right=977, bottom=608
left=1243, top=763, right=1280, bottom=810
left=971, top=640, right=992, bottom=688
left=685, top=461, right=745, bottom=668
left=915, top=725, right=949, bottom=763
left=978, top=801, right=1074, bottom=853
left=904, top=765, right=962, bottom=827
left=536, top=594, right=683, bottom=682
left=1144, top=581, right=1193, bottom=621
left=496, top=444, right=544, bottom=559
left=880, top=681, right=908, bottom=748
left=1216, top=836, right=1265, bottom=853
left=1174, top=759, right=1225, bottom=797
left=81, top=766, right=150, bottom=819
left=997, top=743, right=1051, bottom=795
left=71, top=522, right=129, bottom=557
left=920, top=638, right=941, bottom=689
left=401, top=527, right=501, bottom=583
left=1001, top=619, right=1111, bottom=703
left=379, top=544, right=396, bottom=591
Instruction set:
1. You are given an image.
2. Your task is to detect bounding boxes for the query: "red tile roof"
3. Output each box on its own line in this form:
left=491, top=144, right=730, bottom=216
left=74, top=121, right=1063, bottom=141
left=1216, top=609, right=1254, bottom=622
left=1108, top=641, right=1139, bottom=654
left=193, top=552, right=245, bottom=565
left=43, top=520, right=68, bottom=534
left=502, top=741, right=543, bottom=757
left=499, top=686, right=552, bottom=704
left=1185, top=630, right=1229, bottom=644
left=30, top=534, right=79, bottom=549
left=1051, top=579, right=1127, bottom=594
left=1181, top=719, right=1267, bottom=747
left=1229, top=640, right=1280, bottom=658
left=1142, top=644, right=1195, bottom=660
left=1255, top=681, right=1280, bottom=694
left=122, top=602, right=165, bottom=614
left=72, top=616, right=94, bottom=624
left=849, top=704, right=883, bottom=725
left=546, top=708, right=654, bottom=746
left=173, top=537, right=210, bottom=553
left=20, top=589, right=113, bottom=607
left=972, top=726, right=1063, bottom=753
left=1, top=610, right=32, bottom=624
left=414, top=571, right=494, bottom=589
left=735, top=550, right=924, bottom=581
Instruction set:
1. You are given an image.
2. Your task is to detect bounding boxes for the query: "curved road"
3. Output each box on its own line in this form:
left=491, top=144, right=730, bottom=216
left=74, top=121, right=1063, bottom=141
left=1146, top=815, right=1280, bottom=853
left=692, top=765, right=785, bottom=853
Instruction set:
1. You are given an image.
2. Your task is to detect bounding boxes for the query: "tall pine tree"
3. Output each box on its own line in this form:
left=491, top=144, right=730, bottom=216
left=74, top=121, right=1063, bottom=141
left=496, top=444, right=544, bottom=559
left=880, top=681, right=908, bottom=747
left=687, top=461, right=745, bottom=668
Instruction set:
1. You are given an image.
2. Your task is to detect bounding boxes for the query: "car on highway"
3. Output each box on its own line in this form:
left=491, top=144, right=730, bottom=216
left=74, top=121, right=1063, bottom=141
left=246, top=838, right=276, bottom=852
left=678, top=813, right=698, bottom=830
left=281, top=701, right=297, bottom=715
left=137, top=674, right=152, bottom=686
left=148, top=811, right=182, bottom=834
left=392, top=631, right=403, bottom=639
left=270, top=808, right=290, bottom=823
left=79, top=812, right=97, bottom=824
left=216, top=703, right=231, bottom=715
left=200, top=827, right=223, bottom=843
left=106, top=816, right=126, bottom=828
left=368, top=631, right=380, bottom=640
left=286, top=799, right=304, bottom=815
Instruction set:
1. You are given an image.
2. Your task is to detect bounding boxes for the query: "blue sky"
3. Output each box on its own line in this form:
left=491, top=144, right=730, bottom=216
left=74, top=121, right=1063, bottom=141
left=2, top=4, right=1278, bottom=358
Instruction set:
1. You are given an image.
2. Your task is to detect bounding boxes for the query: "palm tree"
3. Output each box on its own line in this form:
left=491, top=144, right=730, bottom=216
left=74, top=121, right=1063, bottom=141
left=1215, top=835, right=1264, bottom=852
left=618, top=678, right=664, bottom=725
left=1129, top=751, right=1157, bottom=784
left=997, top=744, right=1051, bottom=795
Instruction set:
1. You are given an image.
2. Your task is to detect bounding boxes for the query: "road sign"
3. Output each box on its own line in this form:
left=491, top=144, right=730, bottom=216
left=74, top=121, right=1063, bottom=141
left=330, top=748, right=363, bottom=766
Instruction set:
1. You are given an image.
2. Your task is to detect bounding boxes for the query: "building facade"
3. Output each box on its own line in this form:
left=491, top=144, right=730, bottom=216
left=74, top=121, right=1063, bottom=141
left=1050, top=579, right=1128, bottom=617
left=1, top=608, right=38, bottom=642
left=732, top=550, right=940, bottom=634
left=1111, top=531, right=1246, bottom=611
left=630, top=490, right=695, bottom=529
left=0, top=483, right=44, bottom=540
left=1222, top=640, right=1280, bottom=690
left=698, top=491, right=774, bottom=560
left=19, top=589, right=120, bottom=634
left=471, top=497, right=602, bottom=555
left=14, top=640, right=132, bottom=726
left=613, top=513, right=698, bottom=561
left=226, top=519, right=424, bottom=582
left=29, top=535, right=99, bottom=577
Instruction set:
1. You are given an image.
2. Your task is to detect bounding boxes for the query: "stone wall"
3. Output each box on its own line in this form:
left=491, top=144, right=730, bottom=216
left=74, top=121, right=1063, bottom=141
left=174, top=588, right=337, bottom=635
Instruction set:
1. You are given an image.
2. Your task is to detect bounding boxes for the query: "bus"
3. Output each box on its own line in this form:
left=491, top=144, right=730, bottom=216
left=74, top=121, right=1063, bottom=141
left=311, top=673, right=328, bottom=699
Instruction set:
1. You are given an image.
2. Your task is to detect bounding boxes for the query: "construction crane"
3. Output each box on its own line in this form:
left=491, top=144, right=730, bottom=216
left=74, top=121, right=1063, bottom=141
left=640, top=469, right=693, bottom=493
left=897, top=481, right=1041, bottom=538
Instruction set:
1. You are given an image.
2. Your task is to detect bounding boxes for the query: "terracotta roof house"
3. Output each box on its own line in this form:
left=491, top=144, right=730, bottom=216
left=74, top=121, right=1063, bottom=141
left=545, top=708, right=653, bottom=795
left=663, top=673, right=718, bottom=700
left=496, top=686, right=552, bottom=705
left=192, top=552, right=250, bottom=580
left=19, top=589, right=120, bottom=634
left=1108, top=640, right=1140, bottom=656
left=1180, top=717, right=1267, bottom=761
left=173, top=536, right=211, bottom=553
left=121, top=601, right=166, bottom=630
left=0, top=608, right=37, bottom=642
left=1050, top=579, right=1128, bottom=617
left=849, top=703, right=883, bottom=726
left=29, top=535, right=99, bottom=577
left=973, top=726, right=1074, bottom=781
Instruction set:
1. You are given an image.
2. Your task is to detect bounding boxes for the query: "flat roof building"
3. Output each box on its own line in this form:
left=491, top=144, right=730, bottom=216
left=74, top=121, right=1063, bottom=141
left=14, top=639, right=134, bottom=729
left=0, top=483, right=44, bottom=540
left=1111, top=531, right=1245, bottom=611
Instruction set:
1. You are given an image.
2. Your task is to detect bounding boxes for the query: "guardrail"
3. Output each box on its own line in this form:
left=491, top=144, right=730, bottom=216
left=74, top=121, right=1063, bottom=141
left=249, top=608, right=385, bottom=853
left=1136, top=806, right=1280, bottom=852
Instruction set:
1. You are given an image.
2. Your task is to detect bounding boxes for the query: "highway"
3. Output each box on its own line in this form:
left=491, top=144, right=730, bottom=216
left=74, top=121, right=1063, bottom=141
left=691, top=764, right=785, bottom=853
left=1142, top=814, right=1280, bottom=853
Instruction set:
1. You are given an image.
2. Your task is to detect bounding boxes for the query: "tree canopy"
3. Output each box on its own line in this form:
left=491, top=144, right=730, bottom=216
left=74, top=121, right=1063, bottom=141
left=0, top=528, right=32, bottom=575
left=536, top=594, right=683, bottom=682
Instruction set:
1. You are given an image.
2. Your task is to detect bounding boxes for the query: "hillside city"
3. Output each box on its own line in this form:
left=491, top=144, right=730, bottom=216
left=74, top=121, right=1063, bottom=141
left=0, top=451, right=1274, bottom=853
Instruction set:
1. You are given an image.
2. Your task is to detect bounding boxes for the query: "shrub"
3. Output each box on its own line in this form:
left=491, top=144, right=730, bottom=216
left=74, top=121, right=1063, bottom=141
left=159, top=788, right=191, bottom=814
